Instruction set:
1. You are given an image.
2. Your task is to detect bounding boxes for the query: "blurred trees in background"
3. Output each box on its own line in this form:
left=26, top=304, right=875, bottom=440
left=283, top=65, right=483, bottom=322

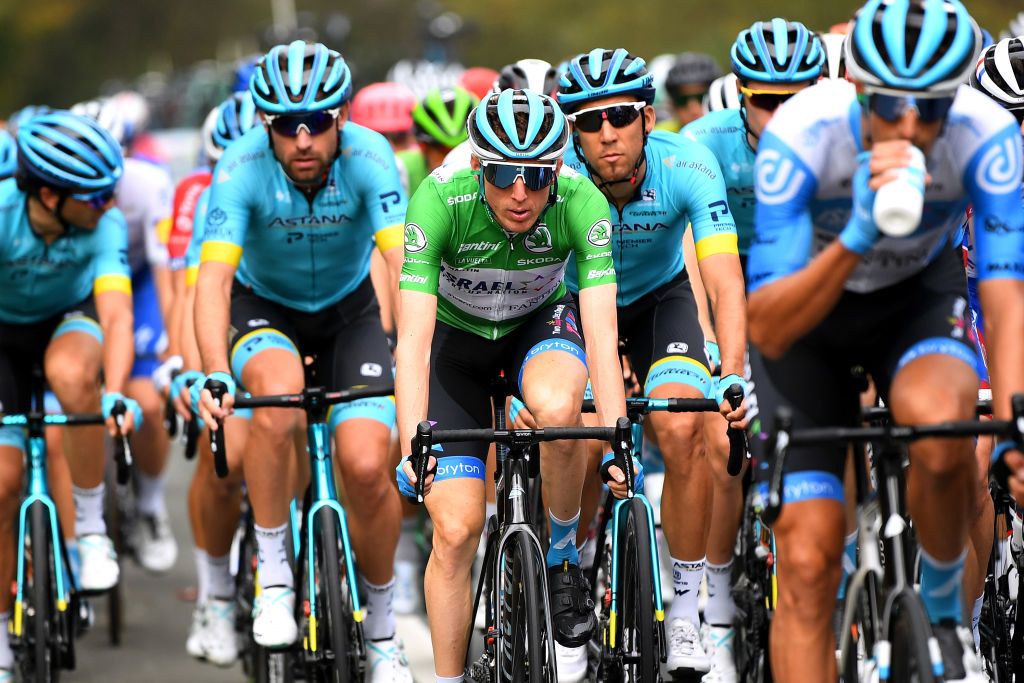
left=0, top=0, right=1018, bottom=125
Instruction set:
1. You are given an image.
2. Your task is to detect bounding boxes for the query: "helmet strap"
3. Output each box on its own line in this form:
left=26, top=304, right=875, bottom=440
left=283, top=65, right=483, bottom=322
left=739, top=105, right=759, bottom=155
left=52, top=193, right=75, bottom=235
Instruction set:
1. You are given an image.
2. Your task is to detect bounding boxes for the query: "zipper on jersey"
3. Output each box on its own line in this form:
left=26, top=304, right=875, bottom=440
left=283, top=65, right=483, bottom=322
left=493, top=231, right=518, bottom=340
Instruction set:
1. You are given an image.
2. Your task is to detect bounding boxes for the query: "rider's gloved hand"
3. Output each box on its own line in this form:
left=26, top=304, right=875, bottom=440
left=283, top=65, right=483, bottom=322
left=396, top=455, right=438, bottom=499
left=839, top=152, right=881, bottom=255
left=151, top=355, right=183, bottom=395
left=600, top=451, right=644, bottom=499
left=101, top=391, right=143, bottom=435
left=194, top=371, right=236, bottom=429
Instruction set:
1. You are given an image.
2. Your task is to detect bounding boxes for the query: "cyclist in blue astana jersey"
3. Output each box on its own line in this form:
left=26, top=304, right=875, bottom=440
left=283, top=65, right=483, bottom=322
left=557, top=47, right=748, bottom=678
left=746, top=1, right=1024, bottom=680
left=192, top=41, right=412, bottom=679
left=680, top=18, right=825, bottom=681
left=0, top=112, right=142, bottom=677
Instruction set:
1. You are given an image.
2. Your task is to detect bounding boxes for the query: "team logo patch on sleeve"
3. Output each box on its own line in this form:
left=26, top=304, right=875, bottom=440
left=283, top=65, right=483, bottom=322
left=405, top=224, right=427, bottom=252
left=207, top=207, right=227, bottom=227
left=587, top=219, right=612, bottom=247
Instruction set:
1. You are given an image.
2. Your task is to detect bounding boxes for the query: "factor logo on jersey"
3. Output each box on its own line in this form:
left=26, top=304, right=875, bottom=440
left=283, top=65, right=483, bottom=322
left=524, top=225, right=553, bottom=253
left=405, top=223, right=427, bottom=252
left=587, top=219, right=612, bottom=247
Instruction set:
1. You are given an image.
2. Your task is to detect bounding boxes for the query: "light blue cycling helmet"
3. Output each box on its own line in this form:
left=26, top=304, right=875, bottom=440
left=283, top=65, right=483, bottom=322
left=209, top=92, right=258, bottom=160
left=0, top=130, right=17, bottom=179
left=16, top=111, right=123, bottom=195
left=249, top=40, right=352, bottom=114
left=467, top=89, right=570, bottom=163
left=557, top=48, right=656, bottom=114
left=845, top=0, right=982, bottom=95
left=730, top=18, right=825, bottom=84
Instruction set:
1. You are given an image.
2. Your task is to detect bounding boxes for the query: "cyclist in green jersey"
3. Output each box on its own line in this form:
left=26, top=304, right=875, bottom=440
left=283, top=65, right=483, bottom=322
left=395, top=89, right=628, bottom=682
left=396, top=86, right=477, bottom=196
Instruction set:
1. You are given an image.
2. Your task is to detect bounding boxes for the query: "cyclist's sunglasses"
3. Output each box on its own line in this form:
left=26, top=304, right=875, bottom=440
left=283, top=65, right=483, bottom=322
left=739, top=85, right=801, bottom=112
left=72, top=188, right=116, bottom=210
left=264, top=109, right=340, bottom=137
left=482, top=162, right=557, bottom=191
left=669, top=90, right=709, bottom=107
left=568, top=102, right=646, bottom=134
left=858, top=93, right=954, bottom=123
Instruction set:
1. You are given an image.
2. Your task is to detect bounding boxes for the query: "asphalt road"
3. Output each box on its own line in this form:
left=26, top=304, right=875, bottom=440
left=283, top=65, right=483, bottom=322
left=71, top=444, right=435, bottom=682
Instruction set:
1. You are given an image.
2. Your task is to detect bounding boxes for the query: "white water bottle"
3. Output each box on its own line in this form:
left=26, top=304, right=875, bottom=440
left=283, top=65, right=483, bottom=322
left=872, top=145, right=926, bottom=237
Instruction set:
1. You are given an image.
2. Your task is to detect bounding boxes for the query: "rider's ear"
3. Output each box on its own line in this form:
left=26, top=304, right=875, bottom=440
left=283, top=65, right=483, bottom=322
left=643, top=106, right=655, bottom=134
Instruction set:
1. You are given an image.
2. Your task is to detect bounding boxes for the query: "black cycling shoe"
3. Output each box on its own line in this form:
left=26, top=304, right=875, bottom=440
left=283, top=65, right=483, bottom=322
left=931, top=619, right=985, bottom=682
left=547, top=562, right=597, bottom=647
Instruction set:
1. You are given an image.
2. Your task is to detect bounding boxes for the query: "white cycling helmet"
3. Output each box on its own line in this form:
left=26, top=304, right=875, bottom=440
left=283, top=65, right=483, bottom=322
left=706, top=74, right=741, bottom=111
left=820, top=33, right=847, bottom=81
left=70, top=97, right=128, bottom=148
left=970, top=36, right=1024, bottom=116
left=494, top=59, right=560, bottom=97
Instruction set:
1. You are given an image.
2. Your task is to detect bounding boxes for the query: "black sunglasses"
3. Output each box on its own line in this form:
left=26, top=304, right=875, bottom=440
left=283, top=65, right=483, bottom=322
left=568, top=102, right=646, bottom=134
left=859, top=93, right=954, bottom=124
left=670, top=90, right=709, bottom=107
left=72, top=188, right=116, bottom=210
left=482, top=163, right=557, bottom=191
left=265, top=109, right=339, bottom=137
left=739, top=86, right=800, bottom=112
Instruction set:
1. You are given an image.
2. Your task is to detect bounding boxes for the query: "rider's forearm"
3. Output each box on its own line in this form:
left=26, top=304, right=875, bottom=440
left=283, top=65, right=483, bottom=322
left=194, top=267, right=233, bottom=375
left=702, top=258, right=747, bottom=378
left=181, top=285, right=202, bottom=371
left=748, top=240, right=860, bottom=360
left=980, top=279, right=1024, bottom=422
left=395, top=335, right=431, bottom=458
left=580, top=285, right=627, bottom=428
left=684, top=230, right=716, bottom=342
left=99, top=294, right=134, bottom=395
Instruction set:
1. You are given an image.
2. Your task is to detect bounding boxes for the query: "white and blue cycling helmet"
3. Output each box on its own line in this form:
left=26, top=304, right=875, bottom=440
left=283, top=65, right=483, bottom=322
left=467, top=89, right=570, bottom=163
left=0, top=129, right=17, bottom=179
left=845, top=0, right=983, bottom=95
left=16, top=110, right=123, bottom=196
left=730, top=18, right=825, bottom=84
left=202, top=91, right=259, bottom=162
left=249, top=40, right=352, bottom=114
left=557, top=48, right=656, bottom=113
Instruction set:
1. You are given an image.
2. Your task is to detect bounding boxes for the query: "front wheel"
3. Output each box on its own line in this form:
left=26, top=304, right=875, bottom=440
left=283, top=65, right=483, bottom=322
left=27, top=500, right=58, bottom=682
left=318, top=510, right=358, bottom=683
left=886, top=590, right=937, bottom=683
left=615, top=498, right=659, bottom=682
left=498, top=532, right=553, bottom=683
left=839, top=571, right=882, bottom=683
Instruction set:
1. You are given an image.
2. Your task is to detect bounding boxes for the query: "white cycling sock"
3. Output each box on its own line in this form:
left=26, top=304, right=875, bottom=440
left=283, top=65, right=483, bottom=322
left=194, top=548, right=209, bottom=604
left=435, top=675, right=463, bottom=683
left=362, top=576, right=396, bottom=641
left=971, top=593, right=984, bottom=651
left=704, top=560, right=736, bottom=627
left=0, top=611, right=12, bottom=669
left=73, top=484, right=107, bottom=536
left=208, top=553, right=234, bottom=600
left=135, top=470, right=167, bottom=517
left=668, top=556, right=705, bottom=625
left=254, top=523, right=293, bottom=590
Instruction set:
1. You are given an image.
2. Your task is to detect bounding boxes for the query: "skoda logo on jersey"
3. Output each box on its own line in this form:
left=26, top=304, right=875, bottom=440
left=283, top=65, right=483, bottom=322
left=360, top=362, right=383, bottom=378
left=405, top=224, right=427, bottom=252
left=975, top=136, right=1023, bottom=196
left=587, top=220, right=612, bottom=247
left=755, top=149, right=807, bottom=206
left=524, top=225, right=553, bottom=253
left=666, top=342, right=688, bottom=354
left=207, top=207, right=228, bottom=228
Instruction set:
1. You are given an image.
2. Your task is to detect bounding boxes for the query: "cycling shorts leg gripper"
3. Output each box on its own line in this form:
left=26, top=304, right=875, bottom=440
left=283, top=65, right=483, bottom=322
left=328, top=395, right=396, bottom=431
left=894, top=337, right=978, bottom=376
left=644, top=355, right=712, bottom=397
left=516, top=339, right=587, bottom=395
left=0, top=426, right=26, bottom=451
left=51, top=316, right=103, bottom=344
left=229, top=329, right=300, bottom=379
left=755, top=470, right=845, bottom=507
left=432, top=455, right=486, bottom=483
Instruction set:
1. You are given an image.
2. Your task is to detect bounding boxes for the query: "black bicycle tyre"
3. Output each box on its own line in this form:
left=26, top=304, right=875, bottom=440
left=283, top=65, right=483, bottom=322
left=618, top=498, right=658, bottom=681
left=498, top=532, right=550, bottom=682
left=839, top=571, right=881, bottom=683
left=102, top=473, right=124, bottom=647
left=29, top=500, right=57, bottom=682
left=887, top=591, right=937, bottom=683
left=318, top=510, right=354, bottom=683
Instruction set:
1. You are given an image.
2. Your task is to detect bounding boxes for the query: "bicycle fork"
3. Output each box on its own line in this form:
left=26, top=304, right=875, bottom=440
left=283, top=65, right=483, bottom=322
left=13, top=435, right=72, bottom=639
left=605, top=494, right=665, bottom=653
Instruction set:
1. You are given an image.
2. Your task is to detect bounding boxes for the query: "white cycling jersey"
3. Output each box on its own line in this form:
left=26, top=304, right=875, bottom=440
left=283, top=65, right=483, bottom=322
left=117, top=157, right=174, bottom=274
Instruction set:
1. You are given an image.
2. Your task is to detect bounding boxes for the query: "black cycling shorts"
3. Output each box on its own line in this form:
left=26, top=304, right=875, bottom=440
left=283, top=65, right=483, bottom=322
left=0, top=298, right=100, bottom=417
left=428, top=297, right=586, bottom=463
left=753, top=244, right=978, bottom=501
left=618, top=271, right=711, bottom=398
left=228, top=277, right=394, bottom=427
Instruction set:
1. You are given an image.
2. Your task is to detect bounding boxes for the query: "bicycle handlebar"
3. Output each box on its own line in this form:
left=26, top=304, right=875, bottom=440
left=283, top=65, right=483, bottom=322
left=763, top=394, right=1024, bottom=525
left=410, top=417, right=634, bottom=504
left=860, top=399, right=993, bottom=422
left=203, top=383, right=395, bottom=479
